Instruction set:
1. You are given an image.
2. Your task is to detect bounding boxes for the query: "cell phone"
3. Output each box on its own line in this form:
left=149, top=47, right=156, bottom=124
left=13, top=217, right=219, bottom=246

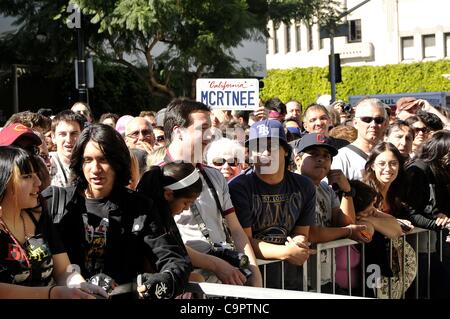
left=398, top=220, right=412, bottom=232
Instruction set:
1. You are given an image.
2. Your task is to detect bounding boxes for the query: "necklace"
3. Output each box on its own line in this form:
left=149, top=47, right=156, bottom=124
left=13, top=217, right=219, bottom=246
left=19, top=211, right=31, bottom=241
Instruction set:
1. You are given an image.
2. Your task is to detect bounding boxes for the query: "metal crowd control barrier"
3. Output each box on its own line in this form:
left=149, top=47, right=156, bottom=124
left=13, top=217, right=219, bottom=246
left=315, top=227, right=435, bottom=298
left=255, top=227, right=440, bottom=299
left=185, top=282, right=364, bottom=299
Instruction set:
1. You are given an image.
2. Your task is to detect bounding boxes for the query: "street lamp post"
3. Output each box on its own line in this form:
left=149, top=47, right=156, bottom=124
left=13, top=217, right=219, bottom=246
left=329, top=0, right=372, bottom=103
left=68, top=3, right=89, bottom=104
left=76, top=12, right=88, bottom=103
left=330, top=30, right=336, bottom=103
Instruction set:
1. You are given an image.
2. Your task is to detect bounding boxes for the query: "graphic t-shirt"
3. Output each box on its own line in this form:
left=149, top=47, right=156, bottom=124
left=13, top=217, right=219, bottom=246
left=0, top=210, right=65, bottom=286
left=229, top=170, right=316, bottom=244
left=83, top=198, right=110, bottom=278
left=49, top=152, right=71, bottom=187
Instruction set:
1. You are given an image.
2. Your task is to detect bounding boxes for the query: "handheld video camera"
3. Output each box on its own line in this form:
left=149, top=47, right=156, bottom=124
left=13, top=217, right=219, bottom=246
left=208, top=242, right=252, bottom=278
left=342, top=103, right=352, bottom=113
left=331, top=100, right=352, bottom=114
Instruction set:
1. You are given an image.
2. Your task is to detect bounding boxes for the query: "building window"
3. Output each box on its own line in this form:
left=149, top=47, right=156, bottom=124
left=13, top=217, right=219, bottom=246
left=307, top=24, right=313, bottom=51
left=401, top=36, right=414, bottom=61
left=286, top=24, right=291, bottom=53
left=423, top=34, right=436, bottom=58
left=295, top=23, right=301, bottom=51
left=274, top=26, right=279, bottom=54
left=348, top=19, right=362, bottom=42
left=445, top=33, right=450, bottom=57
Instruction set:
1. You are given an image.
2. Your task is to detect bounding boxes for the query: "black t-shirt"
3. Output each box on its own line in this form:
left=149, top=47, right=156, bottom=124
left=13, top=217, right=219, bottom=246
left=83, top=198, right=110, bottom=278
left=229, top=170, right=316, bottom=244
left=0, top=210, right=65, bottom=286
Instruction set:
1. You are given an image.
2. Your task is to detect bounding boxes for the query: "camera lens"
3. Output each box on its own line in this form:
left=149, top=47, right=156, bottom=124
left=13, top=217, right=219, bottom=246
left=238, top=254, right=249, bottom=268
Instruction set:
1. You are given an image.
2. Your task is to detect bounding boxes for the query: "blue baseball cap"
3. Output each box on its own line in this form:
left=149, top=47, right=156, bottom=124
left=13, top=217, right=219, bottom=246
left=286, top=126, right=302, bottom=136
left=246, top=119, right=290, bottom=150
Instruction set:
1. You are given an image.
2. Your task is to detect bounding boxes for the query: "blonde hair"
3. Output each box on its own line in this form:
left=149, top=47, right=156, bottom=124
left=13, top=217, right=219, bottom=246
left=146, top=146, right=166, bottom=169
left=128, top=150, right=140, bottom=190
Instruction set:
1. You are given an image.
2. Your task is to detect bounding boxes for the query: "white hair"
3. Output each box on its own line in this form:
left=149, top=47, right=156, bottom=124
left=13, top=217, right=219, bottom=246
left=205, top=138, right=245, bottom=164
left=354, top=98, right=387, bottom=118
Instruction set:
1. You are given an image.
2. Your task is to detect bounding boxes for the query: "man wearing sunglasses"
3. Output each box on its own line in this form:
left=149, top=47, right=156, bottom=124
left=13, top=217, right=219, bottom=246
left=331, top=98, right=388, bottom=181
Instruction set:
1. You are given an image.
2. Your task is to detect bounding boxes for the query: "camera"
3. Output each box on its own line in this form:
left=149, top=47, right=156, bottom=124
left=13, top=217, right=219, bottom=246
left=208, top=242, right=252, bottom=278
left=331, top=100, right=352, bottom=113
left=342, top=103, right=352, bottom=113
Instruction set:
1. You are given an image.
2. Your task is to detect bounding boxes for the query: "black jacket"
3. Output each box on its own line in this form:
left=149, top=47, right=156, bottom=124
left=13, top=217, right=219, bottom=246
left=41, top=185, right=192, bottom=296
left=405, top=159, right=450, bottom=231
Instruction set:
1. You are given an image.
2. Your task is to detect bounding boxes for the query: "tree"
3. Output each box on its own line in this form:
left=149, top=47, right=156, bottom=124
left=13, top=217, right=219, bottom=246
left=0, top=0, right=341, bottom=100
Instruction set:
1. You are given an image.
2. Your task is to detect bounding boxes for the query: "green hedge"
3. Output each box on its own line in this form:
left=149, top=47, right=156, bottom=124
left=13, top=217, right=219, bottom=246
left=260, top=59, right=450, bottom=105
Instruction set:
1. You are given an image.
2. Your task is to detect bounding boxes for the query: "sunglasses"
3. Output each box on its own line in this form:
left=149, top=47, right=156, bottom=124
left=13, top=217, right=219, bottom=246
left=211, top=157, right=239, bottom=167
left=156, top=135, right=165, bottom=142
left=126, top=129, right=153, bottom=139
left=413, top=127, right=429, bottom=134
left=358, top=116, right=385, bottom=125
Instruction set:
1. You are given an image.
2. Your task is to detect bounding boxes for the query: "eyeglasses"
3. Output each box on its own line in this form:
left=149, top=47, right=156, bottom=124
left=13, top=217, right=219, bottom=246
left=374, top=160, right=400, bottom=169
left=126, top=129, right=153, bottom=139
left=156, top=135, right=165, bottom=142
left=358, top=116, right=385, bottom=125
left=211, top=157, right=239, bottom=167
left=413, top=127, right=429, bottom=134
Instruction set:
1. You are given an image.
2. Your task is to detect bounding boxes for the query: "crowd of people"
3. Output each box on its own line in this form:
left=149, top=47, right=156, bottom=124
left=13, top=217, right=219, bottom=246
left=0, top=95, right=449, bottom=299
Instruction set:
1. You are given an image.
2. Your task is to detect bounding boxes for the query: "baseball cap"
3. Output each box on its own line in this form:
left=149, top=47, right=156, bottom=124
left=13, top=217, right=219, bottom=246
left=396, top=97, right=421, bottom=113
left=286, top=126, right=302, bottom=136
left=246, top=119, right=289, bottom=149
left=292, top=133, right=338, bottom=157
left=0, top=123, right=42, bottom=146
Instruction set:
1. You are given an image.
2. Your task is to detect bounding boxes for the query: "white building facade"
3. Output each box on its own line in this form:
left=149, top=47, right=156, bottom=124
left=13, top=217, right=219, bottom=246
left=266, top=0, right=450, bottom=69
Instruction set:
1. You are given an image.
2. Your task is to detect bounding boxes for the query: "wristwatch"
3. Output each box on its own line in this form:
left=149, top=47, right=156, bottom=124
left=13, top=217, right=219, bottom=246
left=342, top=187, right=355, bottom=198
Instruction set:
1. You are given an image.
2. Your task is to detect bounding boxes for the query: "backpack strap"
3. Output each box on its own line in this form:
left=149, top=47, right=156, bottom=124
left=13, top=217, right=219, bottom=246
left=42, top=186, right=68, bottom=224
left=346, top=144, right=369, bottom=161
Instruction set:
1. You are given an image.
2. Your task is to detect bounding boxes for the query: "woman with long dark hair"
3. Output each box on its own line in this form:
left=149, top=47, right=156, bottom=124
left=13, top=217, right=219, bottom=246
left=364, top=142, right=411, bottom=224
left=0, top=146, right=106, bottom=298
left=362, top=142, right=416, bottom=298
left=405, top=130, right=450, bottom=298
